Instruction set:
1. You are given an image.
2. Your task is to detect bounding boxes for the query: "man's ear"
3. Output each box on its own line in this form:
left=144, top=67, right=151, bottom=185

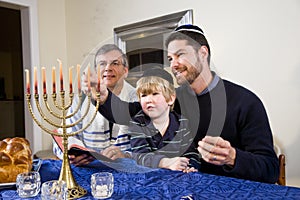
left=198, top=46, right=209, bottom=62
left=123, top=67, right=129, bottom=78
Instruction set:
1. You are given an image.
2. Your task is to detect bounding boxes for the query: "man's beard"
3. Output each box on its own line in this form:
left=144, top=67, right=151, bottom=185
left=176, top=61, right=202, bottom=85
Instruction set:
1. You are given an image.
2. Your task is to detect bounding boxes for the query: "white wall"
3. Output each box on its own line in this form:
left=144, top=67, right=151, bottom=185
left=37, top=0, right=300, bottom=187
left=37, top=0, right=68, bottom=150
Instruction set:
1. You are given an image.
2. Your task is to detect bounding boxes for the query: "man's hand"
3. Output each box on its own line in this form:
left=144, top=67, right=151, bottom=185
left=81, top=67, right=108, bottom=103
left=197, top=136, right=236, bottom=167
left=69, top=154, right=95, bottom=166
left=101, top=146, right=129, bottom=160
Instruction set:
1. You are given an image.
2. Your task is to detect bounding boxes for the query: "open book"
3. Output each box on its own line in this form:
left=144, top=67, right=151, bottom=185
left=52, top=135, right=114, bottom=163
left=52, top=135, right=159, bottom=173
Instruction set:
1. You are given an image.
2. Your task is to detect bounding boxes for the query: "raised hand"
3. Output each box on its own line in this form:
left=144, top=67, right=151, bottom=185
left=81, top=67, right=98, bottom=94
left=81, top=67, right=108, bottom=103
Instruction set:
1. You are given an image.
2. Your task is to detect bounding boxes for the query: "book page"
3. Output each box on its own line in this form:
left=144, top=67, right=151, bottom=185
left=53, top=135, right=89, bottom=151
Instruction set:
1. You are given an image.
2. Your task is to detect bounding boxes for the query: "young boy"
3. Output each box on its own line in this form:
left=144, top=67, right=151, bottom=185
left=128, top=67, right=200, bottom=172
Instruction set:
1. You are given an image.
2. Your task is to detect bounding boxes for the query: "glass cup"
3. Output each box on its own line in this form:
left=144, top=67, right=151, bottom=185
left=41, top=180, right=67, bottom=200
left=16, top=171, right=41, bottom=198
left=91, top=172, right=114, bottom=199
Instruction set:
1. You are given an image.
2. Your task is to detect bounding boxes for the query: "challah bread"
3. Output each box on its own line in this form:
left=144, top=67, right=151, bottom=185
left=0, top=137, right=32, bottom=183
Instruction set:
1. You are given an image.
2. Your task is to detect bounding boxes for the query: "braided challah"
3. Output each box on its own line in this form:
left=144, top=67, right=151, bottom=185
left=0, top=137, right=32, bottom=183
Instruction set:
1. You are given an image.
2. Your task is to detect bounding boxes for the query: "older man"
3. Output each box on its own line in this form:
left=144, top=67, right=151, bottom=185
left=53, top=44, right=136, bottom=166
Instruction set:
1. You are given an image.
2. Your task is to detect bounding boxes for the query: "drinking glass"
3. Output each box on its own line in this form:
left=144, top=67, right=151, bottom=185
left=91, top=172, right=114, bottom=199
left=41, top=180, right=67, bottom=200
left=16, top=171, right=41, bottom=198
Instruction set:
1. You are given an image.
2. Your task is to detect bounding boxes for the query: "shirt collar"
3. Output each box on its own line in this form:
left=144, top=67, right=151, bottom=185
left=197, top=72, right=220, bottom=96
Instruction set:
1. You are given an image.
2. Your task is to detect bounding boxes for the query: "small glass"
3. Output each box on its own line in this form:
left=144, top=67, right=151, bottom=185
left=16, top=171, right=41, bottom=198
left=41, top=180, right=67, bottom=200
left=91, top=172, right=114, bottom=199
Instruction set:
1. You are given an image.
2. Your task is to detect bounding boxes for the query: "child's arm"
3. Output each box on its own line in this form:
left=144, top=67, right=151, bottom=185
left=129, top=120, right=166, bottom=168
left=179, top=118, right=201, bottom=170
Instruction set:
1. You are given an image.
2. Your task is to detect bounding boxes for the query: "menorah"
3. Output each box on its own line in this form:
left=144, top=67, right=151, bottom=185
left=25, top=60, right=101, bottom=199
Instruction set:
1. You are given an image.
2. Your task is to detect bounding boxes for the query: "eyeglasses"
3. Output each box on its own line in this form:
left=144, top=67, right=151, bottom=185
left=97, top=60, right=124, bottom=68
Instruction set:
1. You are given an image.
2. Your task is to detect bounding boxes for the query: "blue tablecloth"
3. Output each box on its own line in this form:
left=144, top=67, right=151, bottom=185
left=1, top=159, right=300, bottom=199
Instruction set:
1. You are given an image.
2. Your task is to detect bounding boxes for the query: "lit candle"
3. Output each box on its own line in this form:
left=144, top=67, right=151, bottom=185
left=57, top=59, right=63, bottom=92
left=87, top=65, right=91, bottom=92
left=52, top=66, right=56, bottom=94
left=23, top=183, right=32, bottom=191
left=42, top=67, right=46, bottom=94
left=69, top=66, right=73, bottom=94
left=34, top=67, right=38, bottom=94
left=25, top=69, right=30, bottom=94
left=97, top=64, right=100, bottom=92
left=95, top=185, right=108, bottom=198
left=77, top=64, right=81, bottom=94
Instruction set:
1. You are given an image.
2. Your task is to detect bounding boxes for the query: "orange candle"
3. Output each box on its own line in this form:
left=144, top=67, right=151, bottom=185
left=34, top=67, right=38, bottom=94
left=97, top=64, right=100, bottom=92
left=25, top=69, right=30, bottom=94
left=77, top=64, right=81, bottom=93
left=58, top=59, right=64, bottom=92
left=87, top=66, right=91, bottom=92
left=52, top=66, right=56, bottom=94
left=69, top=66, right=73, bottom=94
left=42, top=67, right=46, bottom=94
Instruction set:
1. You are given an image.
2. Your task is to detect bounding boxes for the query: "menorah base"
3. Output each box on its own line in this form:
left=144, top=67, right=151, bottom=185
left=59, top=152, right=88, bottom=199
left=68, top=185, right=87, bottom=199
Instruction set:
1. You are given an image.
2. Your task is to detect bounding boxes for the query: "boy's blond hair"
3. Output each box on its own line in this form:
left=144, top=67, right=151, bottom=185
left=136, top=76, right=176, bottom=109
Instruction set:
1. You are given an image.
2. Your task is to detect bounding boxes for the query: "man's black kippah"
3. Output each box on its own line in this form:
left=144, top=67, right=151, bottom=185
left=175, top=24, right=204, bottom=35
